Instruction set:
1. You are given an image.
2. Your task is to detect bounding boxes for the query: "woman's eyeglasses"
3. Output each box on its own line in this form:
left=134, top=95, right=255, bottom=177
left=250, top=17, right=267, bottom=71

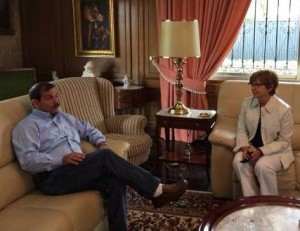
left=249, top=83, right=264, bottom=87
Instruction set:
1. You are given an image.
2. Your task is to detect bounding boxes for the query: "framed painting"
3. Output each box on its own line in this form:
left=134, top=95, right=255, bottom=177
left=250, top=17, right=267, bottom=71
left=0, top=0, right=15, bottom=35
left=72, top=0, right=115, bottom=57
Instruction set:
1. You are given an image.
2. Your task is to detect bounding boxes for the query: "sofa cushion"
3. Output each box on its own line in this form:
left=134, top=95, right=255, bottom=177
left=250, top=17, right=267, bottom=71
left=277, top=162, right=296, bottom=192
left=6, top=190, right=104, bottom=231
left=0, top=207, right=73, bottom=231
left=276, top=83, right=300, bottom=151
left=216, top=80, right=250, bottom=119
left=0, top=95, right=31, bottom=168
left=292, top=125, right=300, bottom=151
left=208, top=116, right=236, bottom=149
left=294, top=152, right=300, bottom=191
left=81, top=138, right=130, bottom=159
left=106, top=133, right=152, bottom=165
left=0, top=96, right=35, bottom=210
left=0, top=97, right=35, bottom=210
left=95, top=77, right=115, bottom=119
left=0, top=162, right=34, bottom=210
left=105, top=115, right=148, bottom=135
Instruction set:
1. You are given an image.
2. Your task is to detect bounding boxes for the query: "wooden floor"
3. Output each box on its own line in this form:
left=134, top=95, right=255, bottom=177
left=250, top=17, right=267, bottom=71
left=141, top=138, right=211, bottom=191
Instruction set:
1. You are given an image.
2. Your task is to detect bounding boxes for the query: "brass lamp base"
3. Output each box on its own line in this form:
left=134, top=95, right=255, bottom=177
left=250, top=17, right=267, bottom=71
left=169, top=102, right=190, bottom=115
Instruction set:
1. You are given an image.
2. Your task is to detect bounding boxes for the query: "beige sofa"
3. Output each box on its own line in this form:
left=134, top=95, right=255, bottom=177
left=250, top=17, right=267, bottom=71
left=0, top=77, right=152, bottom=230
left=208, top=80, right=300, bottom=199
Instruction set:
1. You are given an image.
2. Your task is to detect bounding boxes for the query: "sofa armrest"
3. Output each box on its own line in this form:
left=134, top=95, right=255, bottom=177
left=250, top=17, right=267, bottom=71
left=208, top=117, right=237, bottom=150
left=81, top=139, right=129, bottom=159
left=104, top=115, right=147, bottom=135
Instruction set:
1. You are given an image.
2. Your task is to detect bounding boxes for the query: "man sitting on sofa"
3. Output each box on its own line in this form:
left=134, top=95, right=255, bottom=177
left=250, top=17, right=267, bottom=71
left=12, top=82, right=188, bottom=231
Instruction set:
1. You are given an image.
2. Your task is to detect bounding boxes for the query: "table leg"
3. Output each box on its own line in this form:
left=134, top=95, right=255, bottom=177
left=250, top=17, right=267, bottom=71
left=155, top=125, right=161, bottom=161
left=171, top=128, right=175, bottom=151
left=205, top=137, right=211, bottom=184
left=165, top=127, right=171, bottom=151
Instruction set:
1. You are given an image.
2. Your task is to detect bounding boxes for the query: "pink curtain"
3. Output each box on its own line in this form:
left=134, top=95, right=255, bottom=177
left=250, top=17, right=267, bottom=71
left=156, top=0, right=251, bottom=141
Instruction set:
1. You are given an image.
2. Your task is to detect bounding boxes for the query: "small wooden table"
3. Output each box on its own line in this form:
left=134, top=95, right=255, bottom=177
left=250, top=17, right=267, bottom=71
left=114, top=85, right=144, bottom=114
left=155, top=108, right=217, bottom=183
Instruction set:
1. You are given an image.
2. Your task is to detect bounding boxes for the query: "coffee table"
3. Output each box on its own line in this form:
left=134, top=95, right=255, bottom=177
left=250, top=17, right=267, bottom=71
left=199, top=195, right=300, bottom=231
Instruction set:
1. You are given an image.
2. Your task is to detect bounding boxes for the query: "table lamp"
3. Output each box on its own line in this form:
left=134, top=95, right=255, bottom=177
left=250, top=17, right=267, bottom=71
left=159, top=20, right=201, bottom=115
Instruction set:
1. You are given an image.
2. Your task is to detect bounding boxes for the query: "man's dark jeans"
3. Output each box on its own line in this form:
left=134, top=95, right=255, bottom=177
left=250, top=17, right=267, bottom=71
left=36, top=149, right=160, bottom=231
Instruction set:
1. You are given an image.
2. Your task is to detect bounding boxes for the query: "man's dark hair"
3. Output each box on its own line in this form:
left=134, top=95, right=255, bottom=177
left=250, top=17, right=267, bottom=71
left=249, top=70, right=279, bottom=95
left=29, top=82, right=55, bottom=100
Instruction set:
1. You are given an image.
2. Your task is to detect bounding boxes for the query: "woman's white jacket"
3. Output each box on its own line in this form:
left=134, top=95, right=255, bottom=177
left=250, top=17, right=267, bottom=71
left=233, top=95, right=294, bottom=169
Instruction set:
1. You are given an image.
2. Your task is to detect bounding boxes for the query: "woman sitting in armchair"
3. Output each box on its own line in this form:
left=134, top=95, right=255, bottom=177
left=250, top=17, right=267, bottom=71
left=232, top=70, right=294, bottom=196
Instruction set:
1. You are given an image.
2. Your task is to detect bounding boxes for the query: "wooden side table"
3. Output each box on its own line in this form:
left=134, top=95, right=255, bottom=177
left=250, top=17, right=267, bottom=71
left=114, top=86, right=144, bottom=114
left=155, top=108, right=217, bottom=183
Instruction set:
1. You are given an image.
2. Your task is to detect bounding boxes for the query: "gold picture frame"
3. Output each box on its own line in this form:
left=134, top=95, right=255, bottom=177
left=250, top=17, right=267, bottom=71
left=72, top=0, right=115, bottom=57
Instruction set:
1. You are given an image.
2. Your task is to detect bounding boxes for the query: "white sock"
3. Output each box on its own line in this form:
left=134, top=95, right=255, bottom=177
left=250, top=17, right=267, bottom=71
left=153, top=183, right=163, bottom=197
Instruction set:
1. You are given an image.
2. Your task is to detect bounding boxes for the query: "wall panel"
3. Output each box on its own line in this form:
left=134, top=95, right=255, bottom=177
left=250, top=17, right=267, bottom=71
left=0, top=0, right=22, bottom=70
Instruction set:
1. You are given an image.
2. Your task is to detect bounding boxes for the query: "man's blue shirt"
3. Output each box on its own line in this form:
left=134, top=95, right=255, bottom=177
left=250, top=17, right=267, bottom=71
left=12, top=109, right=106, bottom=173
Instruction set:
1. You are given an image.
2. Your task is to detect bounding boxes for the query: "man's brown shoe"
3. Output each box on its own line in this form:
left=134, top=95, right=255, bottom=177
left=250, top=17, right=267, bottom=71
left=152, top=179, right=188, bottom=208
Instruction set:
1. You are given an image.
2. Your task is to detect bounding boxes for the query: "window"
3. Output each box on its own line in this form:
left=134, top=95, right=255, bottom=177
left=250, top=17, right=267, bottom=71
left=218, top=0, right=300, bottom=79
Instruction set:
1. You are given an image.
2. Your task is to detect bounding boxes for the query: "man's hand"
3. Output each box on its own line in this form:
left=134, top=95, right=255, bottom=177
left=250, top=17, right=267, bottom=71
left=96, top=142, right=108, bottom=149
left=62, top=152, right=85, bottom=165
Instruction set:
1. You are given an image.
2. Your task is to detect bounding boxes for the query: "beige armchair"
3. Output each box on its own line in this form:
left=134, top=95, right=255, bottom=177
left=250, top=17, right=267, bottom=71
left=53, top=77, right=152, bottom=165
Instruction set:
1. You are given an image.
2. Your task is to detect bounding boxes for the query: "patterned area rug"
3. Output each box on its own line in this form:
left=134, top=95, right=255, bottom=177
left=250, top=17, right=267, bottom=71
left=127, top=188, right=229, bottom=231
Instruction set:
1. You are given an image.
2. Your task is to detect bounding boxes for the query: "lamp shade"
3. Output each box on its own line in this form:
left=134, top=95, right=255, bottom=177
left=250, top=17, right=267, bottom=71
left=159, top=20, right=201, bottom=58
